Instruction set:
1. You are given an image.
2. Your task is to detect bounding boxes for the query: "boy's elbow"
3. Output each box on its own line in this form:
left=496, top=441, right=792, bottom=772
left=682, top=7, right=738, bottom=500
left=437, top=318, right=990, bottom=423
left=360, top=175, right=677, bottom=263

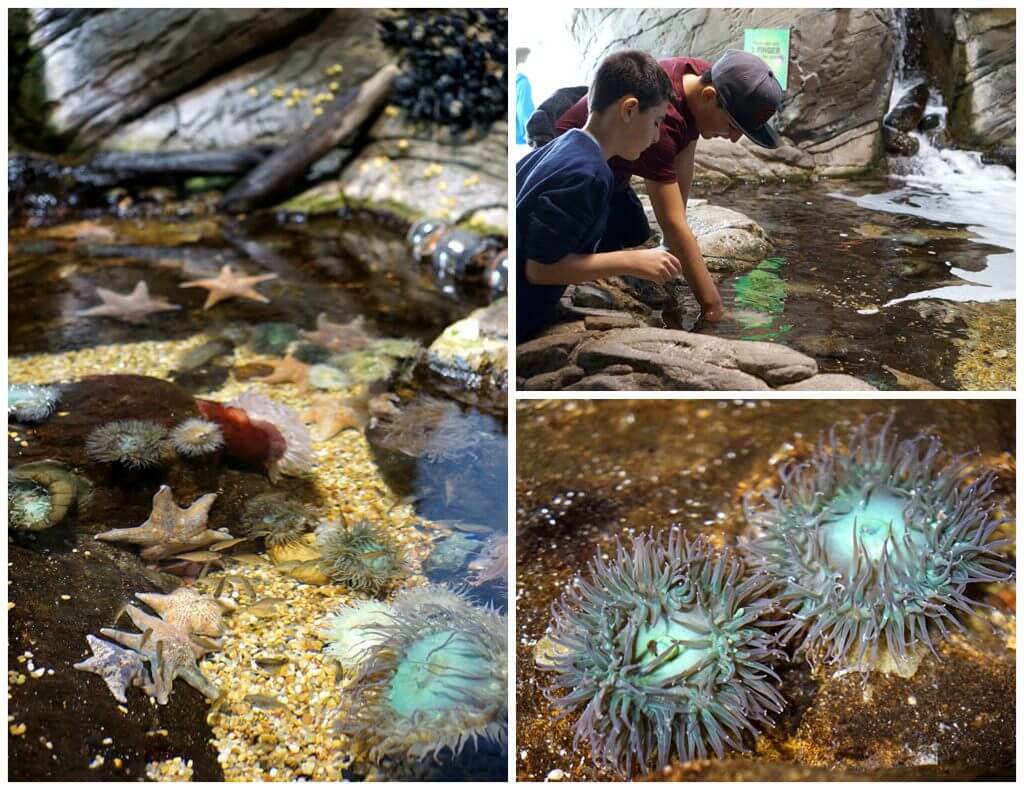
left=524, top=260, right=549, bottom=285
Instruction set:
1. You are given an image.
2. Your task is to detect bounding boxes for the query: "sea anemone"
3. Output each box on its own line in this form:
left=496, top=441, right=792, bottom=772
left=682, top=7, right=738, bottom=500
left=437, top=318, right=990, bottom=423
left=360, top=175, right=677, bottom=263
left=744, top=416, right=1015, bottom=674
left=393, top=583, right=477, bottom=618
left=8, top=383, right=61, bottom=423
left=169, top=418, right=224, bottom=457
left=374, top=395, right=483, bottom=462
left=334, top=599, right=507, bottom=763
left=196, top=391, right=312, bottom=482
left=468, top=533, right=508, bottom=587
left=323, top=600, right=395, bottom=666
left=542, top=529, right=786, bottom=777
left=315, top=520, right=407, bottom=596
left=8, top=461, right=92, bottom=532
left=85, top=419, right=168, bottom=469
left=242, top=492, right=315, bottom=549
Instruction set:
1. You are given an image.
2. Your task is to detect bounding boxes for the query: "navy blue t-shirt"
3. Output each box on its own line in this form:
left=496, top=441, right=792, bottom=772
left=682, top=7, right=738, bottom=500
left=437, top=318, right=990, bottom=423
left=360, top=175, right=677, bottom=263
left=516, top=129, right=613, bottom=342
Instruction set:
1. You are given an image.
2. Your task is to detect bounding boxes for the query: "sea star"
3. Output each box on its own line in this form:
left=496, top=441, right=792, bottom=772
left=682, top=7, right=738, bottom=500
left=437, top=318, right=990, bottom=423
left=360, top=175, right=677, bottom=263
left=135, top=588, right=225, bottom=637
left=73, top=634, right=156, bottom=703
left=301, top=397, right=364, bottom=442
left=76, top=280, right=181, bottom=325
left=179, top=264, right=278, bottom=309
left=300, top=313, right=373, bottom=352
left=95, top=485, right=231, bottom=561
left=252, top=355, right=312, bottom=391
left=100, top=623, right=219, bottom=704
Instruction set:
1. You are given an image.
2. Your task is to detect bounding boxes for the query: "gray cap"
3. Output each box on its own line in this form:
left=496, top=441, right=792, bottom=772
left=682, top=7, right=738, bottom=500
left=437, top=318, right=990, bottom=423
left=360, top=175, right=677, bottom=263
left=711, top=49, right=784, bottom=148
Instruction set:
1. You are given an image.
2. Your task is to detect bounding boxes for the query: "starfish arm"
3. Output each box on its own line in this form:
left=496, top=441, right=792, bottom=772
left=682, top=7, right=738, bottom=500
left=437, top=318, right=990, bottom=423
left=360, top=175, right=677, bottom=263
left=182, top=493, right=219, bottom=530
left=100, top=627, right=144, bottom=652
left=178, top=666, right=221, bottom=701
left=95, top=524, right=164, bottom=546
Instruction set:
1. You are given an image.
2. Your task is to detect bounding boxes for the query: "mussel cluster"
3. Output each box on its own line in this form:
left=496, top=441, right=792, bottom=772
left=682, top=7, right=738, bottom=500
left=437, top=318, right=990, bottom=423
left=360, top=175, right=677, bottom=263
left=378, top=9, right=507, bottom=131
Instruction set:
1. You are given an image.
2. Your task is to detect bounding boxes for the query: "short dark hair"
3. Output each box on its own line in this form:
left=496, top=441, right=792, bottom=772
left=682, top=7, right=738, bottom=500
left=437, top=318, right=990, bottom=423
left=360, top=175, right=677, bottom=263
left=699, top=69, right=714, bottom=87
left=589, top=50, right=675, bottom=113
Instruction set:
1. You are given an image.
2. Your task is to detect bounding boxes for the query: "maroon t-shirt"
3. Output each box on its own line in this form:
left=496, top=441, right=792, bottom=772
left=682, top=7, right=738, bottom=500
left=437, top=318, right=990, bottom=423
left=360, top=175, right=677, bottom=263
left=555, top=57, right=710, bottom=189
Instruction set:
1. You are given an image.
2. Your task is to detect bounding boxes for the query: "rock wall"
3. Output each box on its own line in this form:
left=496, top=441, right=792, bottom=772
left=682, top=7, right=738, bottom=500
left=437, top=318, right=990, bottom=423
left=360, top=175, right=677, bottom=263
left=920, top=9, right=1016, bottom=149
left=567, top=8, right=898, bottom=178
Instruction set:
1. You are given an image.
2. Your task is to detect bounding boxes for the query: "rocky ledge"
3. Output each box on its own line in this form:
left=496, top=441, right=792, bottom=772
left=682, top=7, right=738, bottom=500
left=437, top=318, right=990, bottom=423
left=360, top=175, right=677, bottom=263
left=517, top=325, right=875, bottom=391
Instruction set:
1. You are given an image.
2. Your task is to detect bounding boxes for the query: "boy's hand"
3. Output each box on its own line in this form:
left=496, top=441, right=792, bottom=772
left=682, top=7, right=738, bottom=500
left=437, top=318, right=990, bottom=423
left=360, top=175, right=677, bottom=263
left=629, top=248, right=682, bottom=284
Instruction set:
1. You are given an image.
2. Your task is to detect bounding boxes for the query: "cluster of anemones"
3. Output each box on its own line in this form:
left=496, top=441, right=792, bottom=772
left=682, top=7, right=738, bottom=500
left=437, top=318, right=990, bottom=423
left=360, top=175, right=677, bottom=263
left=541, top=416, right=1014, bottom=777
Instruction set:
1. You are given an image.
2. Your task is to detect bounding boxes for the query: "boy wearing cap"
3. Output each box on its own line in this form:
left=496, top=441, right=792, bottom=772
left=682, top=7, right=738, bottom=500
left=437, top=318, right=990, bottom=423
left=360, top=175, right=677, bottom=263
left=517, top=50, right=683, bottom=341
left=554, top=50, right=784, bottom=322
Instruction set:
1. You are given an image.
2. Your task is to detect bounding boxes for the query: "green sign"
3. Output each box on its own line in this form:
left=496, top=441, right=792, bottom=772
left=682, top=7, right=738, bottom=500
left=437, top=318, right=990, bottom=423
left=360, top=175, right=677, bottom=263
left=743, top=28, right=790, bottom=91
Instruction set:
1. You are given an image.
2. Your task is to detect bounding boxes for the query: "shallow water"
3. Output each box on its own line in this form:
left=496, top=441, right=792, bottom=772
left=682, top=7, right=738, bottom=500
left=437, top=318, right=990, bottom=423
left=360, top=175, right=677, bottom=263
left=515, top=399, right=1015, bottom=781
left=8, top=210, right=508, bottom=780
left=687, top=179, right=1015, bottom=389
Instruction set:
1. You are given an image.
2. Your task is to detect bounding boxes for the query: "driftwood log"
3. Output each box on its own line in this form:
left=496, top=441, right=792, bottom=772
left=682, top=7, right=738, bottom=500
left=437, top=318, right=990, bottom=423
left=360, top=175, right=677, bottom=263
left=221, top=62, right=400, bottom=213
left=88, top=148, right=274, bottom=176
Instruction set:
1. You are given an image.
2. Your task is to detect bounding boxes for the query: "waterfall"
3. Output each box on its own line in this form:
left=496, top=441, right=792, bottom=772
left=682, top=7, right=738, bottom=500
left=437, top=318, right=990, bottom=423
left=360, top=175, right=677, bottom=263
left=831, top=9, right=1015, bottom=305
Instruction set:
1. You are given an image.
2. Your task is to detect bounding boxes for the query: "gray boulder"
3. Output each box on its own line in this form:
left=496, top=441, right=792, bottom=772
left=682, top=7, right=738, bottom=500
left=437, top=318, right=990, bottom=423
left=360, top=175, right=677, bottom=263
left=10, top=8, right=326, bottom=151
left=104, top=10, right=389, bottom=153
left=884, top=82, right=929, bottom=131
left=883, top=125, right=920, bottom=156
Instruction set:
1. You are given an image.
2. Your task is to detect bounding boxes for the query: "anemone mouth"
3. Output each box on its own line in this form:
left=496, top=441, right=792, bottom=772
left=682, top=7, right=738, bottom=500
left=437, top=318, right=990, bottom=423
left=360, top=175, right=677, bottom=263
left=170, top=418, right=225, bottom=457
left=335, top=602, right=507, bottom=764
left=542, top=529, right=786, bottom=777
left=745, top=415, right=1015, bottom=672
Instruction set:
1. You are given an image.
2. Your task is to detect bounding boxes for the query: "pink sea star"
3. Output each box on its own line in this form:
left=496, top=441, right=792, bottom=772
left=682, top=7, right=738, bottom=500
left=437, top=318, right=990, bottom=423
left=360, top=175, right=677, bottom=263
left=180, top=264, right=278, bottom=309
left=76, top=280, right=181, bottom=325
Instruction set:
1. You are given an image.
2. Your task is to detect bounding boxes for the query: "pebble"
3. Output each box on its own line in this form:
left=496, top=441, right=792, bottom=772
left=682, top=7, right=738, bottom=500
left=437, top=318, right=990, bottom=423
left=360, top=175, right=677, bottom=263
left=546, top=768, right=565, bottom=781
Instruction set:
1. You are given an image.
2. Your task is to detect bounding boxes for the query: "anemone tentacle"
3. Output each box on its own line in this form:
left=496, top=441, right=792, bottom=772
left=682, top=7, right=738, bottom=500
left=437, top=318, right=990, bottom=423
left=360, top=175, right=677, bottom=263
left=744, top=415, right=1015, bottom=673
left=542, top=529, right=786, bottom=777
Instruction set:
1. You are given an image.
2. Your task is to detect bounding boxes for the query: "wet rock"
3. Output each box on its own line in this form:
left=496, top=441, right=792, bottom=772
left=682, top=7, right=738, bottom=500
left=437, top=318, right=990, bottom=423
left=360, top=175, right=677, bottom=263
left=883, top=125, right=921, bottom=156
left=778, top=373, right=878, bottom=391
left=884, top=82, right=929, bottom=131
left=422, top=532, right=481, bottom=577
left=102, top=11, right=386, bottom=153
left=516, top=333, right=594, bottom=379
left=10, top=9, right=327, bottom=151
left=419, top=299, right=507, bottom=413
left=583, top=314, right=645, bottom=331
left=918, top=112, right=943, bottom=132
left=522, top=366, right=586, bottom=391
left=920, top=10, right=1015, bottom=149
left=980, top=146, right=1015, bottom=171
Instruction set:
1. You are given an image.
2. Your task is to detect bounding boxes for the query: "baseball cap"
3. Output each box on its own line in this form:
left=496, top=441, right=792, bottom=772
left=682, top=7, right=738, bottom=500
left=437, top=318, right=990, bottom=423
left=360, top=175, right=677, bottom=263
left=711, top=49, right=784, bottom=148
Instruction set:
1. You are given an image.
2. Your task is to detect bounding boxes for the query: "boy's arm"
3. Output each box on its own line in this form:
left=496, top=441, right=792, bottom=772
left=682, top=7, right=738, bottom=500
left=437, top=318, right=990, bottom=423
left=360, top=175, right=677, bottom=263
left=644, top=144, right=725, bottom=321
left=525, top=248, right=681, bottom=286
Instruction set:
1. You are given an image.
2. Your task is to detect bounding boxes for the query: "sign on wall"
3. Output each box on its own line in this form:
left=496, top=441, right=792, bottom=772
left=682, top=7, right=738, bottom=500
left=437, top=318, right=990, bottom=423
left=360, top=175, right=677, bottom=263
left=743, top=28, right=790, bottom=91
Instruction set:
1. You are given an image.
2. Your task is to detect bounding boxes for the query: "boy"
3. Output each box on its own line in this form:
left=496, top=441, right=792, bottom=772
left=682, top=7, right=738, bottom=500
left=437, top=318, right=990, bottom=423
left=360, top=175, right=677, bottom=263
left=553, top=50, right=784, bottom=323
left=517, top=50, right=683, bottom=341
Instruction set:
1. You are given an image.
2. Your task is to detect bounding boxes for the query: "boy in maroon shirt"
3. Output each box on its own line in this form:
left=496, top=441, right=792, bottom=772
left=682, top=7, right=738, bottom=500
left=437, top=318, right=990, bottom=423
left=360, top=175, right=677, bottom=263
left=555, top=50, right=783, bottom=322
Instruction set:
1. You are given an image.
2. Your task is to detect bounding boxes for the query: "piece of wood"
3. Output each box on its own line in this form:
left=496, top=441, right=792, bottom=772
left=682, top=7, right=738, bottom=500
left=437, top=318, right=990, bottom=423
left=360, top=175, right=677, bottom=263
left=221, top=62, right=400, bottom=213
left=88, top=148, right=274, bottom=176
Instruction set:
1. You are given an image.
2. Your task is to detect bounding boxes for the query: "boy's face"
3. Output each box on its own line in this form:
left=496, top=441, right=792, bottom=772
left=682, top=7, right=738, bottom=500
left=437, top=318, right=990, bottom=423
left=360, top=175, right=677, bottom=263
left=618, top=98, right=669, bottom=160
left=695, top=86, right=744, bottom=143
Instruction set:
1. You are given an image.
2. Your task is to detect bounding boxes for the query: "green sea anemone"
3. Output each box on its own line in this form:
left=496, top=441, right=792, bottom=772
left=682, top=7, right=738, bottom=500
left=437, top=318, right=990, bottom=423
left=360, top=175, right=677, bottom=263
left=8, top=383, right=61, bottom=423
left=242, top=492, right=315, bottom=548
left=8, top=460, right=92, bottom=531
left=316, top=520, right=407, bottom=595
left=542, top=529, right=786, bottom=777
left=323, top=600, right=395, bottom=666
left=335, top=599, right=507, bottom=763
left=85, top=419, right=168, bottom=469
left=745, top=416, right=1015, bottom=673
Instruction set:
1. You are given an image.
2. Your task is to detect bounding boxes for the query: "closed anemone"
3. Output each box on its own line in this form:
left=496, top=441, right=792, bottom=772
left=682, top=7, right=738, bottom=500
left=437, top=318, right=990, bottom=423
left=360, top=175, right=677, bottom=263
left=543, top=529, right=786, bottom=777
left=169, top=418, right=224, bottom=457
left=242, top=493, right=313, bottom=548
left=8, top=383, right=61, bottom=423
left=335, top=601, right=507, bottom=763
left=9, top=476, right=53, bottom=531
left=744, top=415, right=1015, bottom=673
left=316, top=520, right=407, bottom=596
left=85, top=419, right=168, bottom=469
left=228, top=391, right=312, bottom=481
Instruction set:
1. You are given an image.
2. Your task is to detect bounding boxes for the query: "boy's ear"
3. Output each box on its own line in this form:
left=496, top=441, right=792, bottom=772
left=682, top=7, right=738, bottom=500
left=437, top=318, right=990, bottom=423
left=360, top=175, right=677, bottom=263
left=619, top=95, right=640, bottom=120
left=700, top=85, right=718, bottom=105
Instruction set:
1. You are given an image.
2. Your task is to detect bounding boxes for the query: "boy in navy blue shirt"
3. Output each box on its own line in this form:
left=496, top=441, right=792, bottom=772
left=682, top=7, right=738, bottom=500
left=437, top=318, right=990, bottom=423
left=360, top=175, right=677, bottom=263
left=516, top=51, right=683, bottom=341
